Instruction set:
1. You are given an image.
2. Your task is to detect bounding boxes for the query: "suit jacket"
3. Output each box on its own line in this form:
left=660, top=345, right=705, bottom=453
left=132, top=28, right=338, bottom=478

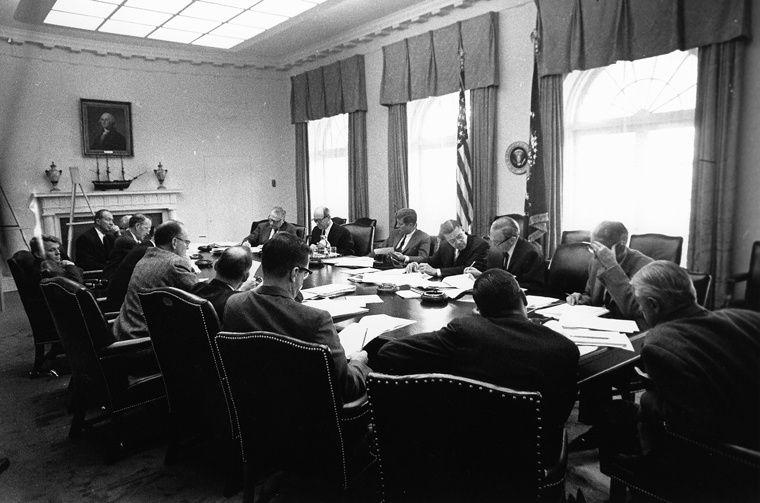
left=243, top=221, right=298, bottom=246
left=75, top=227, right=116, bottom=271
left=223, top=284, right=370, bottom=404
left=486, top=237, right=546, bottom=292
left=113, top=247, right=197, bottom=340
left=370, top=228, right=431, bottom=262
left=640, top=305, right=760, bottom=450
left=191, top=278, right=241, bottom=322
left=101, top=231, right=141, bottom=281
left=91, top=128, right=126, bottom=151
left=104, top=241, right=154, bottom=312
left=427, top=234, right=489, bottom=277
left=580, top=246, right=653, bottom=325
left=375, top=314, right=580, bottom=459
left=309, top=223, right=355, bottom=255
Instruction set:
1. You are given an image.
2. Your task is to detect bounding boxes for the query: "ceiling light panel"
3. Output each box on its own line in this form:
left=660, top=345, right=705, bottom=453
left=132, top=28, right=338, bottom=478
left=211, top=23, right=264, bottom=39
left=44, top=10, right=103, bottom=30
left=192, top=34, right=243, bottom=49
left=123, top=0, right=192, bottom=15
left=231, top=10, right=288, bottom=29
left=163, top=15, right=221, bottom=33
left=99, top=19, right=156, bottom=37
left=148, top=27, right=201, bottom=44
left=181, top=1, right=243, bottom=21
left=110, top=7, right=173, bottom=26
left=251, top=0, right=314, bottom=18
left=52, top=0, right=118, bottom=18
left=205, top=0, right=262, bottom=8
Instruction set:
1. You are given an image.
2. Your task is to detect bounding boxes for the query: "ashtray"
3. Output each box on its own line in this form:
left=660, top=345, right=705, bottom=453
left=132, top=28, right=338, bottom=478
left=377, top=283, right=399, bottom=294
left=197, top=245, right=212, bottom=252
left=195, top=259, right=213, bottom=268
left=189, top=253, right=203, bottom=260
left=421, top=289, right=448, bottom=304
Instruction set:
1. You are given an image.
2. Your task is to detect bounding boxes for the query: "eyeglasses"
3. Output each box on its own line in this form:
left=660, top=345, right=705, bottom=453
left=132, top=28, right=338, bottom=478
left=312, top=216, right=327, bottom=223
left=295, top=266, right=311, bottom=278
left=174, top=237, right=191, bottom=246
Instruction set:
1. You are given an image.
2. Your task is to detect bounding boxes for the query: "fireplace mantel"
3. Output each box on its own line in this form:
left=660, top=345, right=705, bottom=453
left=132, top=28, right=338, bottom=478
left=32, top=189, right=181, bottom=238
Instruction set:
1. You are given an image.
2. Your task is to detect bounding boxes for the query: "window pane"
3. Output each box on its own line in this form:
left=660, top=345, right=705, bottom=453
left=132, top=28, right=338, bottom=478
left=308, top=114, right=348, bottom=220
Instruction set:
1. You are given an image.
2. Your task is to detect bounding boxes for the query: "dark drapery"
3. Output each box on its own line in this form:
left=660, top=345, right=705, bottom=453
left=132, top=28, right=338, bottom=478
left=387, top=104, right=409, bottom=228
left=348, top=111, right=369, bottom=221
left=535, top=0, right=750, bottom=77
left=295, top=123, right=310, bottom=228
left=469, top=87, right=497, bottom=239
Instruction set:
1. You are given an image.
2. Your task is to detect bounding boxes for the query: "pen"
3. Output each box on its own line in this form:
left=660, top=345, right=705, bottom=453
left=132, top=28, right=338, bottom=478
left=361, top=328, right=368, bottom=348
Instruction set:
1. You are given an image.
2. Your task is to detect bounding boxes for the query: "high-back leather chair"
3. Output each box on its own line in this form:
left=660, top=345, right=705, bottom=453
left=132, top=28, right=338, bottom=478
left=8, top=250, right=62, bottom=377
left=687, top=271, right=712, bottom=308
left=561, top=230, right=591, bottom=244
left=343, top=222, right=376, bottom=256
left=292, top=224, right=306, bottom=241
left=214, top=331, right=373, bottom=499
left=249, top=219, right=267, bottom=234
left=39, top=276, right=165, bottom=463
left=139, top=287, right=240, bottom=496
left=601, top=422, right=760, bottom=503
left=367, top=373, right=568, bottom=503
left=725, top=240, right=760, bottom=311
left=629, top=233, right=683, bottom=264
left=545, top=243, right=594, bottom=298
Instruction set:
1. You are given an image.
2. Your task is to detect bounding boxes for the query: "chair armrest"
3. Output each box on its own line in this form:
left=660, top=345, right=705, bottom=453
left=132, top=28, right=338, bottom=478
left=542, top=428, right=568, bottom=483
left=340, top=395, right=370, bottom=422
left=101, top=337, right=153, bottom=357
left=724, top=272, right=750, bottom=307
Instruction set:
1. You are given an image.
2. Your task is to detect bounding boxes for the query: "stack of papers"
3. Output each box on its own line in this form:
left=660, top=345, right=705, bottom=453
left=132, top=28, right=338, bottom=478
left=544, top=320, right=634, bottom=352
left=322, top=256, right=375, bottom=268
left=526, top=295, right=562, bottom=310
left=301, top=284, right=357, bottom=300
left=535, top=303, right=609, bottom=319
left=303, top=294, right=384, bottom=319
left=338, top=314, right=417, bottom=355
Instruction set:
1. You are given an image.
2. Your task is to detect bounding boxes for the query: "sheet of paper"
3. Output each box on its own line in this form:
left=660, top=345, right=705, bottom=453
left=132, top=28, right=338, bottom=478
left=526, top=295, right=562, bottom=310
left=338, top=314, right=417, bottom=355
left=302, top=298, right=369, bottom=319
left=373, top=247, right=394, bottom=255
left=360, top=271, right=439, bottom=288
left=301, top=283, right=356, bottom=300
left=344, top=267, right=379, bottom=275
left=441, top=273, right=475, bottom=291
left=329, top=256, right=375, bottom=268
left=544, top=320, right=634, bottom=351
left=535, top=303, right=609, bottom=319
left=558, top=314, right=639, bottom=333
left=396, top=290, right=421, bottom=299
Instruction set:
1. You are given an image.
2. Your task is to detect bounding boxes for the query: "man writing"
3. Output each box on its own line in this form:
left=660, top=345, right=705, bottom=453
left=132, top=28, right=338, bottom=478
left=309, top=206, right=354, bottom=256
left=406, top=219, right=488, bottom=278
left=223, top=233, right=370, bottom=404
left=464, top=216, right=545, bottom=292
left=243, top=206, right=298, bottom=246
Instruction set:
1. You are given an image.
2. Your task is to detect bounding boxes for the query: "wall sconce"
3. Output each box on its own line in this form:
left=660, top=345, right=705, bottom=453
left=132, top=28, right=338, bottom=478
left=45, top=162, right=62, bottom=192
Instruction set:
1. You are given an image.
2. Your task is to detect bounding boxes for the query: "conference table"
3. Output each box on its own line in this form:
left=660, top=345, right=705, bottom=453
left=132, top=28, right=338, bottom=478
left=195, top=251, right=646, bottom=386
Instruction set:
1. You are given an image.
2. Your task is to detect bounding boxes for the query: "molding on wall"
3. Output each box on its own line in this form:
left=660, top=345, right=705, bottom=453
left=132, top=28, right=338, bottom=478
left=1, top=0, right=492, bottom=72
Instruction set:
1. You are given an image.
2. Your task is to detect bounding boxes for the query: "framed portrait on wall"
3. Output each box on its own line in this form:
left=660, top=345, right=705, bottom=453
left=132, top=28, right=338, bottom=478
left=80, top=99, right=133, bottom=157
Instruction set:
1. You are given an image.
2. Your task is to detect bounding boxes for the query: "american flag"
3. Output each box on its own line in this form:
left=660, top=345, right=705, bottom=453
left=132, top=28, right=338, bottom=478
left=456, top=48, right=473, bottom=232
left=525, top=61, right=548, bottom=243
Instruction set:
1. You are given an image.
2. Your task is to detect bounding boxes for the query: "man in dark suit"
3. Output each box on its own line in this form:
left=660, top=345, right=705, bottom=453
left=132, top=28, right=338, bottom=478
left=104, top=238, right=154, bottom=312
left=375, top=268, right=580, bottom=462
left=101, top=214, right=152, bottom=281
left=464, top=216, right=546, bottom=292
left=191, top=246, right=253, bottom=321
left=369, top=208, right=431, bottom=267
left=242, top=206, right=298, bottom=246
left=309, top=206, right=354, bottom=256
left=223, top=233, right=370, bottom=404
left=91, top=112, right=127, bottom=151
left=406, top=219, right=488, bottom=278
left=75, top=209, right=117, bottom=271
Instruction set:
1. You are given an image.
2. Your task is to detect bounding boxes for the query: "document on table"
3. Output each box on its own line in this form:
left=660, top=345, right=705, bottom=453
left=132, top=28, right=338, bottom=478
left=558, top=314, right=639, bottom=333
left=339, top=314, right=417, bottom=355
left=302, top=298, right=369, bottom=319
left=535, top=303, right=609, bottom=319
left=323, top=256, right=375, bottom=268
left=360, top=271, right=440, bottom=289
left=437, top=273, right=475, bottom=298
left=373, top=247, right=395, bottom=255
left=526, top=295, right=562, bottom=310
left=301, top=283, right=357, bottom=300
left=544, top=320, right=634, bottom=351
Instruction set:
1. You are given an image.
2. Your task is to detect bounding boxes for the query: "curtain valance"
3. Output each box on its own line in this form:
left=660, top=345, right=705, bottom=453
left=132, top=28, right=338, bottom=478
left=535, top=0, right=751, bottom=77
left=290, top=54, right=367, bottom=124
left=380, top=11, right=499, bottom=106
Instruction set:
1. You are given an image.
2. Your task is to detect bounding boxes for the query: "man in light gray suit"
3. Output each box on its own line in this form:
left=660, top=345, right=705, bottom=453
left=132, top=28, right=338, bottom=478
left=113, top=220, right=197, bottom=341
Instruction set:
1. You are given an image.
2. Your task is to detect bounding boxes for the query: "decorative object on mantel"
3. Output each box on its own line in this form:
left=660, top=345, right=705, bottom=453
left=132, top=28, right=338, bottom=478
left=45, top=162, right=62, bottom=192
left=92, top=155, right=145, bottom=191
left=154, top=162, right=167, bottom=190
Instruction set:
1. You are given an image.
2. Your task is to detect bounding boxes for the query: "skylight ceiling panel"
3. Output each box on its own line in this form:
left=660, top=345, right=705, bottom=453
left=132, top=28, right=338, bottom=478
left=193, top=34, right=243, bottom=49
left=211, top=23, right=264, bottom=39
left=111, top=7, right=172, bottom=26
left=205, top=0, right=261, bottom=8
left=44, top=10, right=103, bottom=30
left=148, top=27, right=201, bottom=43
left=163, top=15, right=221, bottom=33
left=181, top=1, right=243, bottom=22
left=231, top=10, right=288, bottom=29
left=123, top=0, right=192, bottom=15
left=251, top=0, right=315, bottom=18
left=51, top=0, right=118, bottom=18
left=99, top=19, right=156, bottom=37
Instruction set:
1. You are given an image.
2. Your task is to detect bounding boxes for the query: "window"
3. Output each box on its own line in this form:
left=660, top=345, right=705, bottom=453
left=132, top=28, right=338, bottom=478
left=407, top=92, right=468, bottom=236
left=308, top=113, right=349, bottom=220
left=563, top=49, right=698, bottom=256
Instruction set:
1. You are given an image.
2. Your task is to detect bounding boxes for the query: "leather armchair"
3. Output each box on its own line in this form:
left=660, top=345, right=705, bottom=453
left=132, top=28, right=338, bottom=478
left=343, top=222, right=376, bottom=256
left=39, top=276, right=165, bottom=464
left=601, top=422, right=760, bottom=503
left=725, top=240, right=760, bottom=311
left=214, top=331, right=374, bottom=499
left=545, top=243, right=593, bottom=298
left=629, top=233, right=683, bottom=264
left=366, top=372, right=568, bottom=503
left=561, top=230, right=591, bottom=244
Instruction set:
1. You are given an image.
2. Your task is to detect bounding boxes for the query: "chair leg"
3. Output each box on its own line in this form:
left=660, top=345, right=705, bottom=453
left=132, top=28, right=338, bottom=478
left=103, top=413, right=125, bottom=465
left=29, top=345, right=46, bottom=378
left=68, top=378, right=87, bottom=439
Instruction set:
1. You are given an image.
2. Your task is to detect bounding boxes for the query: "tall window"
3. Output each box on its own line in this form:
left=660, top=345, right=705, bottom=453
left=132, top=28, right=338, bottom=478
left=563, top=49, right=698, bottom=256
left=308, top=113, right=349, bottom=220
left=407, top=92, right=468, bottom=235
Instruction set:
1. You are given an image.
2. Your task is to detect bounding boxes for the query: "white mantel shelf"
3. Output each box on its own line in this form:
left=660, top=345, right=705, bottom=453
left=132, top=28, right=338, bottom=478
left=32, top=189, right=182, bottom=238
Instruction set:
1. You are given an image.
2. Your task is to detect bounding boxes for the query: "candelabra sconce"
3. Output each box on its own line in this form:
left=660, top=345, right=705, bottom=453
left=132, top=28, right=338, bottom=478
left=154, top=162, right=167, bottom=190
left=45, top=162, right=62, bottom=192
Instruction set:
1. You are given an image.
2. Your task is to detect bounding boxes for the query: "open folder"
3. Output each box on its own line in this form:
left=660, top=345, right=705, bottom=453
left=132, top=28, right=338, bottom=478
left=338, top=315, right=416, bottom=355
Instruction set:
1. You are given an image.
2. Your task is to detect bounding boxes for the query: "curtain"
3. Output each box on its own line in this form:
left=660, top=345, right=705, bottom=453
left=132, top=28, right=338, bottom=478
left=348, top=111, right=369, bottom=221
left=291, top=55, right=368, bottom=123
left=387, top=104, right=409, bottom=227
left=295, top=123, right=310, bottom=228
left=535, top=0, right=750, bottom=77
left=539, top=74, right=564, bottom=259
left=687, top=40, right=745, bottom=308
left=469, top=86, right=497, bottom=238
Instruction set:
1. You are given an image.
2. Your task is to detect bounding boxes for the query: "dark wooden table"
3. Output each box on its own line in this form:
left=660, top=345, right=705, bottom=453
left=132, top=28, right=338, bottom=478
left=195, top=253, right=645, bottom=385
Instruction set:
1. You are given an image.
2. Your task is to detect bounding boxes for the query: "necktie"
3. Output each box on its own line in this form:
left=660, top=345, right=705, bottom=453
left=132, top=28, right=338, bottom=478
left=503, top=252, right=510, bottom=270
left=269, top=228, right=275, bottom=241
left=395, top=235, right=406, bottom=252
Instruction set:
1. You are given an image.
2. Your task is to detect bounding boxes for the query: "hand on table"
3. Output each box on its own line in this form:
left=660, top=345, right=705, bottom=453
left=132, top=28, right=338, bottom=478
left=416, top=263, right=437, bottom=276
left=405, top=262, right=419, bottom=273
left=566, top=292, right=583, bottom=305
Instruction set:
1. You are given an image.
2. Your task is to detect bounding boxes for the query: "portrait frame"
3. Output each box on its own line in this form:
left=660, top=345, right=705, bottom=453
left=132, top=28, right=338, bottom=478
left=80, top=99, right=133, bottom=157
left=505, top=141, right=529, bottom=175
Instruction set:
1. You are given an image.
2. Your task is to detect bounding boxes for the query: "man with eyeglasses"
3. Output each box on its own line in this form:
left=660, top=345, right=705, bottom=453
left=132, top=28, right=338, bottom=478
left=464, top=216, right=545, bottom=293
left=101, top=214, right=152, bottom=281
left=242, top=206, right=298, bottom=246
left=113, top=220, right=198, bottom=341
left=308, top=206, right=355, bottom=256
left=224, top=233, right=370, bottom=403
left=406, top=219, right=488, bottom=278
